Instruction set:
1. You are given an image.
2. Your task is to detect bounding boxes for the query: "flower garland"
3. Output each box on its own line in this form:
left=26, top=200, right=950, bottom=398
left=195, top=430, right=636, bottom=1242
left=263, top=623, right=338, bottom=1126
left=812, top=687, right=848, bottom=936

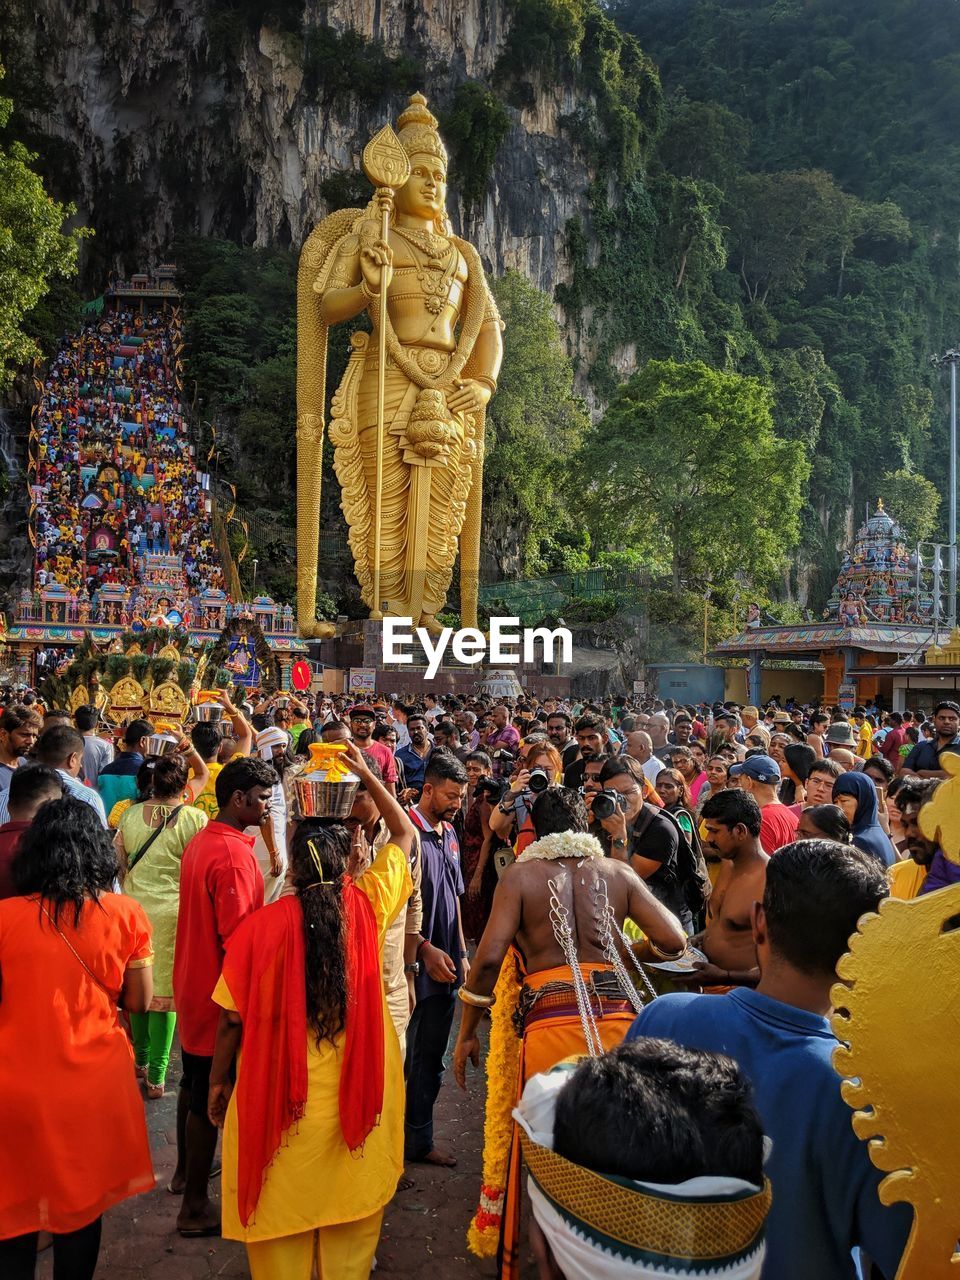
left=467, top=948, right=523, bottom=1258
left=515, top=831, right=604, bottom=864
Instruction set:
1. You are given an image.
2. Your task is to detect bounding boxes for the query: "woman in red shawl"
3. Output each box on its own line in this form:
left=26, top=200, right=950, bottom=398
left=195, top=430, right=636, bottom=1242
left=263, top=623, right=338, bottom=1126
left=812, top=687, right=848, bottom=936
left=207, top=743, right=414, bottom=1280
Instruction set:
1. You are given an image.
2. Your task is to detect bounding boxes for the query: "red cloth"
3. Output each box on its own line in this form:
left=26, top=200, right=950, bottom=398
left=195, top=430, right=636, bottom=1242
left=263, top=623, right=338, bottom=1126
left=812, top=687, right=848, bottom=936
left=360, top=740, right=397, bottom=786
left=173, top=821, right=264, bottom=1055
left=222, top=881, right=384, bottom=1226
left=0, top=821, right=29, bottom=899
left=759, top=801, right=800, bottom=855
left=878, top=727, right=905, bottom=765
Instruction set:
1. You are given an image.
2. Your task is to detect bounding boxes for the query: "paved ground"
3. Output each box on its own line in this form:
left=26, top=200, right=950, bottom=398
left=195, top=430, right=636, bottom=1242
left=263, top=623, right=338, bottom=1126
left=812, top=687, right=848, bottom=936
left=39, top=1011, right=500, bottom=1279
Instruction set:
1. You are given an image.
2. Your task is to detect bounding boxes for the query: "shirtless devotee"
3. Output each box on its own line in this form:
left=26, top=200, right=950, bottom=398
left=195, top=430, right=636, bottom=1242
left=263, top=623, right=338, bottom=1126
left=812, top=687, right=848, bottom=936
left=452, top=786, right=686, bottom=1279
left=673, top=789, right=768, bottom=991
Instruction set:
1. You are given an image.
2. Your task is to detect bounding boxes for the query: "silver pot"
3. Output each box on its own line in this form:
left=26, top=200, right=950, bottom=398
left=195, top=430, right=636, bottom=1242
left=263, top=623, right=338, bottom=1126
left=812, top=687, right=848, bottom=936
left=194, top=703, right=224, bottom=724
left=143, top=731, right=180, bottom=757
left=294, top=772, right=360, bottom=819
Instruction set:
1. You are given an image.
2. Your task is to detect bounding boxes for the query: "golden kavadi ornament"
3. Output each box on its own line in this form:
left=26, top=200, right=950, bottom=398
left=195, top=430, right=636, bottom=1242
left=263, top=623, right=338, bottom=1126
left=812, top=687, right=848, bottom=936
left=831, top=752, right=960, bottom=1278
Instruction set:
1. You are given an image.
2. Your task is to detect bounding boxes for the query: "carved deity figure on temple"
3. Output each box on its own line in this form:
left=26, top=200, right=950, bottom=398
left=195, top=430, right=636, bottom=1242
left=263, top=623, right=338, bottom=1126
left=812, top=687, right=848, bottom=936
left=297, top=92, right=504, bottom=637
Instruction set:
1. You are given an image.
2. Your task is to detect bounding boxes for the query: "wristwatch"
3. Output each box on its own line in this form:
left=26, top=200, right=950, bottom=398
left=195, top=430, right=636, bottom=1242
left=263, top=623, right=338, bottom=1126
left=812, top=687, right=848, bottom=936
left=404, top=962, right=421, bottom=977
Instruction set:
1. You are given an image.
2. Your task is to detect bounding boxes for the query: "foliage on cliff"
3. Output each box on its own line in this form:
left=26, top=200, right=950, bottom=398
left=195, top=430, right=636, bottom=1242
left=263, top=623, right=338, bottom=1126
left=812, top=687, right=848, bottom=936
left=595, top=0, right=959, bottom=606
left=0, top=64, right=83, bottom=389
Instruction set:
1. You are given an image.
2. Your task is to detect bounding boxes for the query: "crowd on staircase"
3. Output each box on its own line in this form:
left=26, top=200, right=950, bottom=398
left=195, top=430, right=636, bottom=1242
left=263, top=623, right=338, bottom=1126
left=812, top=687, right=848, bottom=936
left=30, top=306, right=226, bottom=621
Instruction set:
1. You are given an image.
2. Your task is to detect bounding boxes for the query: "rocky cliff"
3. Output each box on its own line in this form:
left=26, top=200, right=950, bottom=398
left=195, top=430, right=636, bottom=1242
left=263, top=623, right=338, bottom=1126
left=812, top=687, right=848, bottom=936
left=7, top=0, right=593, bottom=309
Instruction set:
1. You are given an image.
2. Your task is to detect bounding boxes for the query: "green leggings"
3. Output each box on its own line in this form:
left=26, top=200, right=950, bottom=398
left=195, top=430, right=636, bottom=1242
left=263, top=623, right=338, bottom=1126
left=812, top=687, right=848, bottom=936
left=129, top=1011, right=177, bottom=1086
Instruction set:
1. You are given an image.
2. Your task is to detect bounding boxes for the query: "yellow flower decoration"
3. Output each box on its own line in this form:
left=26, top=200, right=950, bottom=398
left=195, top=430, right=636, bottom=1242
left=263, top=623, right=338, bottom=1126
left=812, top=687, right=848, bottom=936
left=467, top=949, right=523, bottom=1257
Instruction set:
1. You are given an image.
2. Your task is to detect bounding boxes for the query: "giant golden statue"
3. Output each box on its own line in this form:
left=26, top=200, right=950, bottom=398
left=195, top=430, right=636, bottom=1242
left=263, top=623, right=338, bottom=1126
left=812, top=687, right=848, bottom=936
left=296, top=92, right=504, bottom=637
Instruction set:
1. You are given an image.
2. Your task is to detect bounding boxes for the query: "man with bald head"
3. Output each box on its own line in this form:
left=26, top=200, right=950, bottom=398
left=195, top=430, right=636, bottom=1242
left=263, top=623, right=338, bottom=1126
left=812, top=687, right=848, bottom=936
left=647, top=713, right=672, bottom=761
left=624, top=730, right=664, bottom=788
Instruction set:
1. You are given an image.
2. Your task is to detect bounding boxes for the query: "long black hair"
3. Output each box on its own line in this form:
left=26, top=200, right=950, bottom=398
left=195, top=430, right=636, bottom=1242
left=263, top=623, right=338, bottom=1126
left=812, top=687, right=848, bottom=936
left=288, top=819, right=350, bottom=1047
left=13, top=797, right=120, bottom=926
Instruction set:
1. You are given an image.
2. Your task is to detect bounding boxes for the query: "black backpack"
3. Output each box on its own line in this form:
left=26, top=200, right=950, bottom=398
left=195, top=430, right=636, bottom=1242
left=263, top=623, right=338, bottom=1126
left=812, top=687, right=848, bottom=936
left=634, top=802, right=712, bottom=918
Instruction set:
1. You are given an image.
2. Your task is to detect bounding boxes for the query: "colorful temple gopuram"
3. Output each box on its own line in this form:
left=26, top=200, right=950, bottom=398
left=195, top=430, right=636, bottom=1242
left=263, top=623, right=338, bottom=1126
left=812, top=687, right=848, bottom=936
left=714, top=501, right=946, bottom=707
left=0, top=269, right=306, bottom=697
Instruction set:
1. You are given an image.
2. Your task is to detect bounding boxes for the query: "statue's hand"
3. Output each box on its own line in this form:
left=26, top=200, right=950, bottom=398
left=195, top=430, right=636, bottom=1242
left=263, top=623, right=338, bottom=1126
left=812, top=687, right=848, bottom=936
left=447, top=379, right=491, bottom=416
left=360, top=239, right=394, bottom=296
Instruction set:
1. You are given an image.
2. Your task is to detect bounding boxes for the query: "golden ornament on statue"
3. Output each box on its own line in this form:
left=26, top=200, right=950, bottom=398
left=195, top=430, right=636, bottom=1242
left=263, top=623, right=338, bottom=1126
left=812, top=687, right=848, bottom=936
left=296, top=91, right=504, bottom=637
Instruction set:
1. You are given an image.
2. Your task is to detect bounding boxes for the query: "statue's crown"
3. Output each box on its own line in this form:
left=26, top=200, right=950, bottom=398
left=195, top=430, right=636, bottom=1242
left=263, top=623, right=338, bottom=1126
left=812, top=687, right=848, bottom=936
left=396, top=92, right=448, bottom=165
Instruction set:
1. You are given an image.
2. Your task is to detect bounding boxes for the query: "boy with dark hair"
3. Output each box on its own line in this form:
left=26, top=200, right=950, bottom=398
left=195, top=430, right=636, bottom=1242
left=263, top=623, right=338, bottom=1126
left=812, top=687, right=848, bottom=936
left=189, top=693, right=253, bottom=819
left=0, top=764, right=64, bottom=897
left=627, top=839, right=910, bottom=1280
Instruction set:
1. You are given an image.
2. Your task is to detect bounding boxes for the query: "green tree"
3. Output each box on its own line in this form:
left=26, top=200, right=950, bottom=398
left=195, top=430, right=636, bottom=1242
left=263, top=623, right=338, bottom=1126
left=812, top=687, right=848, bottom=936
left=879, top=469, right=940, bottom=546
left=581, top=358, right=808, bottom=594
left=482, top=270, right=590, bottom=577
left=0, top=65, right=84, bottom=387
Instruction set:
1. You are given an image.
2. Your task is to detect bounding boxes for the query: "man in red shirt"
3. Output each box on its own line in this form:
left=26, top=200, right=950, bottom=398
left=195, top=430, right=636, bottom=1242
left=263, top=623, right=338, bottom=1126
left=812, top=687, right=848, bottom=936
left=348, top=703, right=398, bottom=788
left=878, top=712, right=906, bottom=767
left=729, top=754, right=799, bottom=854
left=171, top=755, right=277, bottom=1237
left=0, top=765, right=64, bottom=897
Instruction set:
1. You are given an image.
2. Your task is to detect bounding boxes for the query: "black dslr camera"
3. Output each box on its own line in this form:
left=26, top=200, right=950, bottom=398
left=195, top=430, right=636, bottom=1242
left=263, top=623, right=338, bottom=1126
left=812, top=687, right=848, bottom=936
left=527, top=766, right=551, bottom=794
left=475, top=774, right=508, bottom=804
left=591, top=789, right=626, bottom=821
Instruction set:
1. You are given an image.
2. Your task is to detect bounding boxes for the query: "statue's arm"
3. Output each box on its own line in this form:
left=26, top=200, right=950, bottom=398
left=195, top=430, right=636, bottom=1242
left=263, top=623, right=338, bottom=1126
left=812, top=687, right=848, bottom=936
left=317, top=241, right=368, bottom=325
left=460, top=284, right=505, bottom=394
left=464, top=318, right=504, bottom=391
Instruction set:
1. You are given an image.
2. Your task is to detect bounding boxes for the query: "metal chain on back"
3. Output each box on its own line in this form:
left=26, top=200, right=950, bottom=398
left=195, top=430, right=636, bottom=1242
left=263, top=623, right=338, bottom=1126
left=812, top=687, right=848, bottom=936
left=614, top=919, right=660, bottom=1004
left=548, top=875, right=603, bottom=1057
left=592, top=877, right=648, bottom=1015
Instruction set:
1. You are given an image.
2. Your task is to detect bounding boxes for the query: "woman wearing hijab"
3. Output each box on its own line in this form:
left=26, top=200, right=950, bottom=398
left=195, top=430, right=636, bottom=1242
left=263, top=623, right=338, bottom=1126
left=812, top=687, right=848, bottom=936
left=207, top=742, right=414, bottom=1280
left=832, top=772, right=898, bottom=868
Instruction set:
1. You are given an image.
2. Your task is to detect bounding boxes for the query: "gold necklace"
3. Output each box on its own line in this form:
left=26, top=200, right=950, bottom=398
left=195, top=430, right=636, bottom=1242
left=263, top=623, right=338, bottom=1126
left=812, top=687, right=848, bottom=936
left=392, top=223, right=450, bottom=259
left=393, top=231, right=458, bottom=316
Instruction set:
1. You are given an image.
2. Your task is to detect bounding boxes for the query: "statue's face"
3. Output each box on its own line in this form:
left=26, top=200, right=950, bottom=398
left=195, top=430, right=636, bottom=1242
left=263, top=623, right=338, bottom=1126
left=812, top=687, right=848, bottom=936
left=396, top=151, right=447, bottom=221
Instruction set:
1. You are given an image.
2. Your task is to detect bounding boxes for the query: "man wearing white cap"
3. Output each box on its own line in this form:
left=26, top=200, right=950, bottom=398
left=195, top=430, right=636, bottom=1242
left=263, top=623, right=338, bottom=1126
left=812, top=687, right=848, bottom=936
left=253, top=726, right=290, bottom=902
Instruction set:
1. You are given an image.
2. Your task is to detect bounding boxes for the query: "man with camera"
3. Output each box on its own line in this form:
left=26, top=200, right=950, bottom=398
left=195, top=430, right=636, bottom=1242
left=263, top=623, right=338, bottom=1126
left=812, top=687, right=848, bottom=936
left=592, top=755, right=709, bottom=933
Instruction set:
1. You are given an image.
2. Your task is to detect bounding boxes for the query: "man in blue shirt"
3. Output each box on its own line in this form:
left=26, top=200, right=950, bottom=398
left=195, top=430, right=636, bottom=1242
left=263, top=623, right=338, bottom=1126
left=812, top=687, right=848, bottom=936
left=395, top=712, right=433, bottom=800
left=406, top=751, right=468, bottom=1167
left=902, top=699, right=960, bottom=779
left=627, top=839, right=911, bottom=1280
left=30, top=723, right=107, bottom=826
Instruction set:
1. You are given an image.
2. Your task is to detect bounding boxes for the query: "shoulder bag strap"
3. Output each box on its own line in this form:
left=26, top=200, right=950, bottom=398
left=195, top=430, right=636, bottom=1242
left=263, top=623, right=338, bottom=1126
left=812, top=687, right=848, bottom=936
left=40, top=904, right=120, bottom=1004
left=127, top=804, right=184, bottom=873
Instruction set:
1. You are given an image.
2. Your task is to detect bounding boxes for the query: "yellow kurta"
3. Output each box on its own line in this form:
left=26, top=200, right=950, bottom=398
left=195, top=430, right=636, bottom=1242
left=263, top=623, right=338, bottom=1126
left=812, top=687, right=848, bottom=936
left=888, top=857, right=927, bottom=900
left=214, top=841, right=413, bottom=1243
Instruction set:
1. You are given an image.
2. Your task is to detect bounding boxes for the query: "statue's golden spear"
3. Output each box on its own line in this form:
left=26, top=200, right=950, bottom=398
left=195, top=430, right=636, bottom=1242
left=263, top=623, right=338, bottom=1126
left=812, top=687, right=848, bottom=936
left=362, top=126, right=411, bottom=619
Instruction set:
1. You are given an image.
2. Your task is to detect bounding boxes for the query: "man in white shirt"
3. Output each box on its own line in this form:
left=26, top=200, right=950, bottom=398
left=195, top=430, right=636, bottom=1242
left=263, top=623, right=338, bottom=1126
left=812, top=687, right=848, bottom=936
left=251, top=727, right=290, bottom=903
left=623, top=730, right=664, bottom=788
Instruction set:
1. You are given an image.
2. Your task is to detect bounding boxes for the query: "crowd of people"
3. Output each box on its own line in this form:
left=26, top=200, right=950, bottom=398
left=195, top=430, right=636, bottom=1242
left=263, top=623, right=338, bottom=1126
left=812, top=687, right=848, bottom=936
left=30, top=307, right=224, bottom=617
left=0, top=682, right=952, bottom=1279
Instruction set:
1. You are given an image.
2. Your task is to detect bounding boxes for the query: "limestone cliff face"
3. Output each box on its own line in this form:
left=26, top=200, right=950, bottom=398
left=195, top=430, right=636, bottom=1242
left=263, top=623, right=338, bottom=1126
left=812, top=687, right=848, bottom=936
left=18, top=0, right=588, bottom=301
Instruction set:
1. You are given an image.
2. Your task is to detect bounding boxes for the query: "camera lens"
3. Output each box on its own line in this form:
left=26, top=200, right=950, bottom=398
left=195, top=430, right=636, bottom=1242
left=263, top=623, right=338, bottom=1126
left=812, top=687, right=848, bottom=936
left=528, top=766, right=550, bottom=793
left=592, top=789, right=617, bottom=820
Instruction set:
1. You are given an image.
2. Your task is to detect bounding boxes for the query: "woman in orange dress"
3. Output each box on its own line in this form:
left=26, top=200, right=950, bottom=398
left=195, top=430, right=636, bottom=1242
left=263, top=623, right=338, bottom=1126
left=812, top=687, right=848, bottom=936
left=0, top=797, right=156, bottom=1279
